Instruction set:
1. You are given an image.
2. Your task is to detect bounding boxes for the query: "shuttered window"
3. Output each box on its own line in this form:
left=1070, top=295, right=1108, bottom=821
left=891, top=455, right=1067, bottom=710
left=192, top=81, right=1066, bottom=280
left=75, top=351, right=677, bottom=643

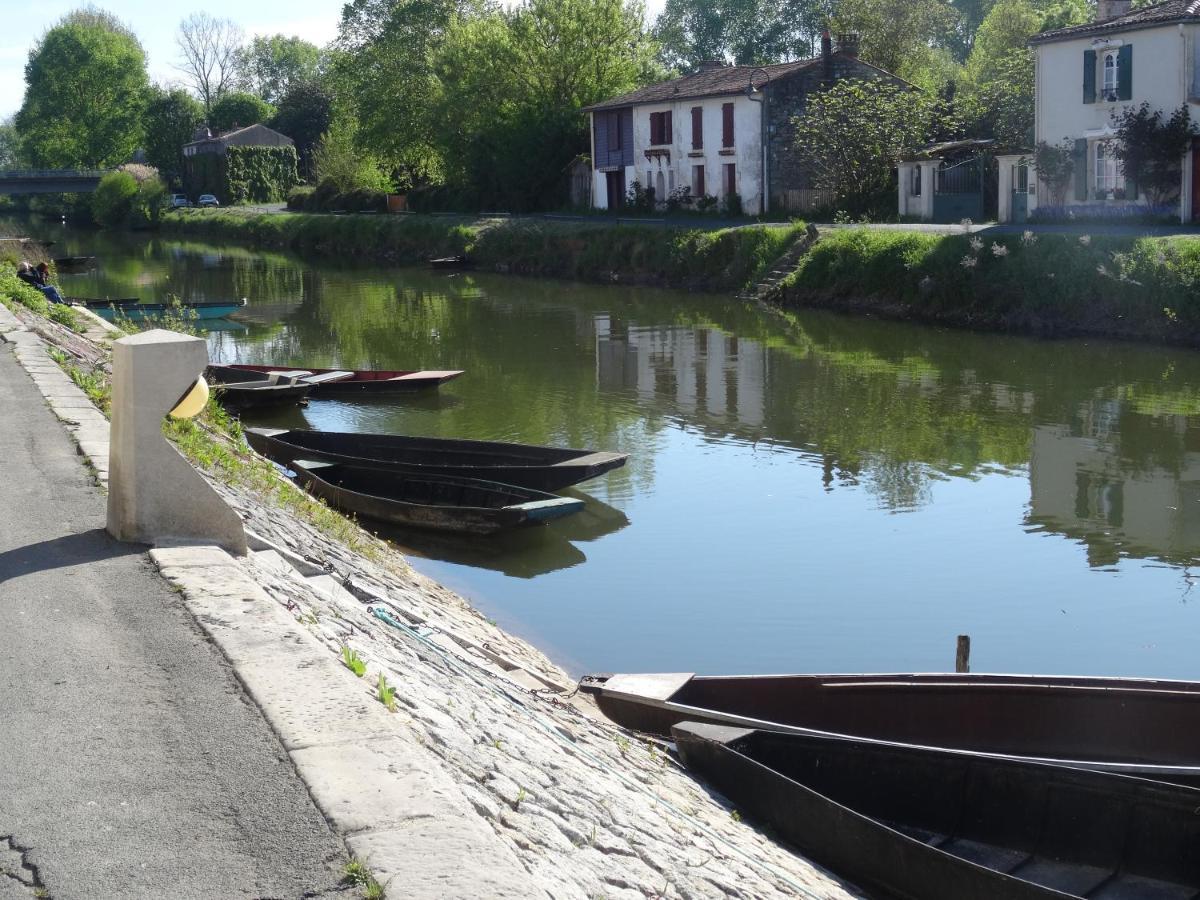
left=724, top=163, right=736, bottom=197
left=608, top=112, right=621, bottom=151
left=691, top=106, right=703, bottom=149
left=1083, top=49, right=1096, bottom=104
left=722, top=103, right=734, bottom=147
left=1117, top=44, right=1132, bottom=100
left=649, top=111, right=673, bottom=146
left=693, top=165, right=705, bottom=197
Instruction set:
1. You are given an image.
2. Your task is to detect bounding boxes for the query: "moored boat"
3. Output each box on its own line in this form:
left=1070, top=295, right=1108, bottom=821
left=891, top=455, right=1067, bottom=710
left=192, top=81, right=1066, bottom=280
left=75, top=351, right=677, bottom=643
left=580, top=671, right=1200, bottom=783
left=244, top=427, right=628, bottom=491
left=72, top=298, right=247, bottom=321
left=205, top=366, right=313, bottom=409
left=290, top=459, right=584, bottom=535
left=672, top=721, right=1200, bottom=900
left=429, top=255, right=471, bottom=269
left=217, top=364, right=463, bottom=394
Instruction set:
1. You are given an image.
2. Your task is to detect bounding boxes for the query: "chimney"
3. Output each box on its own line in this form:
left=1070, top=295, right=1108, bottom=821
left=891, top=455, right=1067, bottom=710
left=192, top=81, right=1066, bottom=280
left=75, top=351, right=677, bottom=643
left=1096, top=0, right=1131, bottom=21
left=836, top=33, right=860, bottom=59
left=821, top=30, right=832, bottom=77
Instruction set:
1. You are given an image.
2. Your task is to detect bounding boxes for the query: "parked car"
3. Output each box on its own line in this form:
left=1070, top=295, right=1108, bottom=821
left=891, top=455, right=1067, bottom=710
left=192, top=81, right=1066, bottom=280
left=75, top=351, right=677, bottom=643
left=197, top=194, right=220, bottom=208
left=169, top=194, right=191, bottom=209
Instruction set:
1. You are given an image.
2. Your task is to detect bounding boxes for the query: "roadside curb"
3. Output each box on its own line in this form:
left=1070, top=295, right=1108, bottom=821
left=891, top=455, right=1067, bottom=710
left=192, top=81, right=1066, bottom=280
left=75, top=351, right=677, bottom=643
left=0, top=312, right=546, bottom=898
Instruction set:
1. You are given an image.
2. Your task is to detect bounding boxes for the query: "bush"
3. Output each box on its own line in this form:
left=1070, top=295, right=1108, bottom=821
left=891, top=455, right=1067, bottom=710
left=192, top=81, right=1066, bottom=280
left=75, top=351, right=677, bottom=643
left=92, top=171, right=139, bottom=227
left=287, top=185, right=314, bottom=211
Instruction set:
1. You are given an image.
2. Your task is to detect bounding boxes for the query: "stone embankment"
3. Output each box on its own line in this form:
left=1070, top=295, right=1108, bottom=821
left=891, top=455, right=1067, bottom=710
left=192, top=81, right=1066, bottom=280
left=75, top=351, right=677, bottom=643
left=0, top=293, right=858, bottom=899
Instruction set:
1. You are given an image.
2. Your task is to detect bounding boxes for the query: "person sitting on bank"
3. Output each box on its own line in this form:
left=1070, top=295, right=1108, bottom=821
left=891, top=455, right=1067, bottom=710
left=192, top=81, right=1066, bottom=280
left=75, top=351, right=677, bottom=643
left=31, top=262, right=66, bottom=305
left=16, top=261, right=39, bottom=288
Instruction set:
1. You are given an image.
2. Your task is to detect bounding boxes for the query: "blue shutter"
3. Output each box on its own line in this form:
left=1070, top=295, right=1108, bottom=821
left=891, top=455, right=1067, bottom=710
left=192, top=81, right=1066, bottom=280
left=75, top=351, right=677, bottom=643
left=1083, top=50, right=1097, bottom=104
left=1118, top=45, right=1132, bottom=101
left=1073, top=139, right=1089, bottom=201
left=594, top=115, right=608, bottom=166
left=621, top=109, right=634, bottom=166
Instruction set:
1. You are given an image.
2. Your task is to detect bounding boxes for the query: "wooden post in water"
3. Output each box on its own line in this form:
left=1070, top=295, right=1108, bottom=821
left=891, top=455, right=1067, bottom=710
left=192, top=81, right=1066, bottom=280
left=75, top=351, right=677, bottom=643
left=955, top=635, right=971, bottom=674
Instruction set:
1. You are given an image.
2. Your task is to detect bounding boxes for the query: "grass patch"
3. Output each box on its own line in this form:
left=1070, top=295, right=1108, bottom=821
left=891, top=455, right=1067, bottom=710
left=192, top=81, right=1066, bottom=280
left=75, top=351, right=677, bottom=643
left=784, top=229, right=1200, bottom=343
left=376, top=672, right=397, bottom=712
left=342, top=858, right=384, bottom=899
left=341, top=645, right=367, bottom=677
left=48, top=348, right=112, bottom=417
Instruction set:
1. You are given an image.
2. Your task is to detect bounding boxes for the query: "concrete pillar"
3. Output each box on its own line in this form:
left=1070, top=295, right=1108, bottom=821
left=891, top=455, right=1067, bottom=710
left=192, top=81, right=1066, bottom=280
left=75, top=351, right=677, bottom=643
left=918, top=161, right=940, bottom=222
left=997, top=155, right=1016, bottom=223
left=106, top=329, right=247, bottom=555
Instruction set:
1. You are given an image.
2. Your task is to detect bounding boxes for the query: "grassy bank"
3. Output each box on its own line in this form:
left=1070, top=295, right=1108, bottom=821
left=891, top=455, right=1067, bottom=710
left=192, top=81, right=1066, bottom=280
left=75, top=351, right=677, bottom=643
left=163, top=209, right=804, bottom=293
left=782, top=229, right=1200, bottom=344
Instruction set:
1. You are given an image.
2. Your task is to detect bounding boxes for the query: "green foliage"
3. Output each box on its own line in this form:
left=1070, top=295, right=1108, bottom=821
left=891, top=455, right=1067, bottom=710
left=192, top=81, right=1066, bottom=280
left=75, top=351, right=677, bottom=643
left=653, top=0, right=820, bottom=69
left=341, top=645, right=367, bottom=677
left=143, top=87, right=205, bottom=182
left=1034, top=139, right=1074, bottom=206
left=342, top=859, right=384, bottom=899
left=270, top=77, right=335, bottom=172
left=312, top=120, right=393, bottom=194
left=786, top=228, right=1200, bottom=344
left=16, top=9, right=150, bottom=167
left=92, top=168, right=167, bottom=228
left=225, top=145, right=299, bottom=203
left=0, top=116, right=23, bottom=167
left=793, top=79, right=955, bottom=215
left=239, top=34, right=324, bottom=104
left=1112, top=102, right=1197, bottom=206
left=376, top=672, right=397, bottom=712
left=209, top=92, right=275, bottom=133
left=830, top=0, right=959, bottom=79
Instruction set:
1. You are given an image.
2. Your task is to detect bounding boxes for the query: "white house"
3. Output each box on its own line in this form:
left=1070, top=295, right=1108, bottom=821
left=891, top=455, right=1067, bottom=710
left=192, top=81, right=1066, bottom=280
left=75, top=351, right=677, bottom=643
left=1025, top=0, right=1200, bottom=223
left=583, top=35, right=905, bottom=215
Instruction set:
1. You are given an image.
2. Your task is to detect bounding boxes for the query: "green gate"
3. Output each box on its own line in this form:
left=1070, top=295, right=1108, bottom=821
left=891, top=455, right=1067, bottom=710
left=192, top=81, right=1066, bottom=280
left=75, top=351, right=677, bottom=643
left=933, top=157, right=984, bottom=223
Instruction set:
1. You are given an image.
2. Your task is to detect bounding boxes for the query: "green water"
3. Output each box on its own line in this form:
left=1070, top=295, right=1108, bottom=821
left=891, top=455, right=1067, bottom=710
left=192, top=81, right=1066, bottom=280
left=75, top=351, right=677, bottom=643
left=30, top=223, right=1200, bottom=678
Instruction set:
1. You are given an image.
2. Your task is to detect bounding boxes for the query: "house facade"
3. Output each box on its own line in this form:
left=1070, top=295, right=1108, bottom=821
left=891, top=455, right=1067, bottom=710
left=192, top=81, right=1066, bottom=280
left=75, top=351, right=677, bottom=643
left=583, top=36, right=904, bottom=215
left=1028, top=0, right=1200, bottom=222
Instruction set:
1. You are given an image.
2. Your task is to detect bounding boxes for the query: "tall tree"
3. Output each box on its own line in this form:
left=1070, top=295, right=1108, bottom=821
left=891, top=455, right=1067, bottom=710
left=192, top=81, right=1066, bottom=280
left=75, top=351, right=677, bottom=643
left=208, top=91, right=274, bottom=131
left=239, top=34, right=324, bottom=104
left=434, top=0, right=660, bottom=209
left=16, top=8, right=149, bottom=168
left=176, top=12, right=245, bottom=115
left=829, top=0, right=959, bottom=78
left=142, top=86, right=204, bottom=182
left=652, top=0, right=830, bottom=70
left=270, top=77, right=335, bottom=172
left=0, top=117, right=21, bottom=168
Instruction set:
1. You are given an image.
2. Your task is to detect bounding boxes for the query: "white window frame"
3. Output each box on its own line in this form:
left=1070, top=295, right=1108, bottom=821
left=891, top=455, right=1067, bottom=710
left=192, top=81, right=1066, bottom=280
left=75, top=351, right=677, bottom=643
left=1094, top=140, right=1123, bottom=197
left=1102, top=50, right=1119, bottom=102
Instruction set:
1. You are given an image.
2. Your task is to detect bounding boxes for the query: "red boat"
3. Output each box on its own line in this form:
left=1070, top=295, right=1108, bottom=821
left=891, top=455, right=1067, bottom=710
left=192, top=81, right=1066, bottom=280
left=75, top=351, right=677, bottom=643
left=211, top=364, right=464, bottom=396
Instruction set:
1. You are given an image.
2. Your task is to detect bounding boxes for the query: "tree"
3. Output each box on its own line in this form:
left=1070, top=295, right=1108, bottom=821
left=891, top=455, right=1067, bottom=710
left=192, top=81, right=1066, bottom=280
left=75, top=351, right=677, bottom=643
left=209, top=91, right=274, bottom=132
left=270, top=77, right=335, bottom=173
left=239, top=34, right=323, bottom=104
left=1033, top=138, right=1074, bottom=205
left=652, top=0, right=828, bottom=70
left=176, top=13, right=245, bottom=115
left=433, top=0, right=661, bottom=209
left=1112, top=102, right=1196, bottom=206
left=142, top=86, right=204, bottom=183
left=0, top=117, right=21, bottom=168
left=829, top=0, right=959, bottom=79
left=792, top=78, right=955, bottom=214
left=16, top=9, right=149, bottom=168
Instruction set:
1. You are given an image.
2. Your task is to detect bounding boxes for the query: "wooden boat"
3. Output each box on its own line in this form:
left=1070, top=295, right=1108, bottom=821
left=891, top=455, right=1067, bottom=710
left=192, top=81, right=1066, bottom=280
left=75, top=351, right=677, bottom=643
left=216, top=364, right=464, bottom=395
left=73, top=298, right=247, bottom=321
left=53, top=255, right=96, bottom=270
left=672, top=721, right=1200, bottom=900
left=244, top=427, right=628, bottom=491
left=290, top=459, right=584, bottom=535
left=579, top=672, right=1200, bottom=783
left=429, top=255, right=471, bottom=270
left=204, top=366, right=313, bottom=409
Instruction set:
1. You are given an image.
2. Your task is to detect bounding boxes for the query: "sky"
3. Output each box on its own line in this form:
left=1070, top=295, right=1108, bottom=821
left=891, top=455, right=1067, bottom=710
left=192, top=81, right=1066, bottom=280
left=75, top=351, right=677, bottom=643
left=0, top=0, right=669, bottom=119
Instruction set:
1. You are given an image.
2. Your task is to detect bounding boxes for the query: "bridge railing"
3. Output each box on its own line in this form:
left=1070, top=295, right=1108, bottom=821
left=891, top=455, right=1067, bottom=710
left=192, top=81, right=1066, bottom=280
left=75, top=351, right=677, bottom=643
left=0, top=169, right=110, bottom=179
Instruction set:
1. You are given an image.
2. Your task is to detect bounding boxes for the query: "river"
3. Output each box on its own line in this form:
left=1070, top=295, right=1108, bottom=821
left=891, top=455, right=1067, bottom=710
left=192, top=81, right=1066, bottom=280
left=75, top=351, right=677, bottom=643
left=23, top=220, right=1200, bottom=679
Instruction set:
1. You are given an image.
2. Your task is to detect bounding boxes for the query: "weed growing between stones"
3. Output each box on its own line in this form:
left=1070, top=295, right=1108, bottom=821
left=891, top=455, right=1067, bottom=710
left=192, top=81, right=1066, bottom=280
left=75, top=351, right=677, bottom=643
left=48, top=348, right=111, bottom=416
left=341, top=645, right=367, bottom=677
left=376, top=672, right=397, bottom=712
left=341, top=858, right=384, bottom=899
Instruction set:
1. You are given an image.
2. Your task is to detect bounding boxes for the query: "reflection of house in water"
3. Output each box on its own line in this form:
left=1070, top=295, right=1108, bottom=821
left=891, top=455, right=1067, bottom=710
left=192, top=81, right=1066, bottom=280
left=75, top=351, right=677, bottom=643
left=594, top=316, right=767, bottom=430
left=1028, top=405, right=1200, bottom=567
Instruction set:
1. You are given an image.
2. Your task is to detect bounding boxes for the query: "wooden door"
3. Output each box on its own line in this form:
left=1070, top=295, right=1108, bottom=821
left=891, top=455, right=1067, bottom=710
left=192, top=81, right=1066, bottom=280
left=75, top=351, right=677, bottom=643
left=606, top=170, right=625, bottom=209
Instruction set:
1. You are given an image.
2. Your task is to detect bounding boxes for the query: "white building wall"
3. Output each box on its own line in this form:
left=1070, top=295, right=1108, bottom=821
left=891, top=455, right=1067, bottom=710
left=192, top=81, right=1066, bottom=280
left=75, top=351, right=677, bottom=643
left=628, top=94, right=764, bottom=213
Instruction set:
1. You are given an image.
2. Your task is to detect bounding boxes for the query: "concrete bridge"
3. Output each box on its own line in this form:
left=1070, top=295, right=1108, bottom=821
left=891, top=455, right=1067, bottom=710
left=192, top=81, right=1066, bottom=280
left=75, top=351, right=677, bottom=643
left=0, top=169, right=109, bottom=194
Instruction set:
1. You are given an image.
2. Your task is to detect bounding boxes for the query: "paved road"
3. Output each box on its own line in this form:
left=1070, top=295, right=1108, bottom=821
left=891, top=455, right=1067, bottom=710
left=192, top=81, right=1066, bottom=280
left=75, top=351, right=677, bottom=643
left=0, top=345, right=349, bottom=898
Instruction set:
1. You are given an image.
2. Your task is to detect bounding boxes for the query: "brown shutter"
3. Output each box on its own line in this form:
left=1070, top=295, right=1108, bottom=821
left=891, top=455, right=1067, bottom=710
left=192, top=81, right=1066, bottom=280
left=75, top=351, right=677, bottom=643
left=665, top=111, right=672, bottom=144
left=649, top=113, right=658, bottom=146
left=692, top=106, right=703, bottom=149
left=722, top=103, right=734, bottom=147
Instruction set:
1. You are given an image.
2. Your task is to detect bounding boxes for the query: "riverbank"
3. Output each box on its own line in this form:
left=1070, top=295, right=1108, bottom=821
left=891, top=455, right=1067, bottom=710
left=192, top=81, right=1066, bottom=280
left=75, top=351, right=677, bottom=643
left=0, top=266, right=857, bottom=898
left=779, top=228, right=1200, bottom=345
left=162, top=208, right=805, bottom=293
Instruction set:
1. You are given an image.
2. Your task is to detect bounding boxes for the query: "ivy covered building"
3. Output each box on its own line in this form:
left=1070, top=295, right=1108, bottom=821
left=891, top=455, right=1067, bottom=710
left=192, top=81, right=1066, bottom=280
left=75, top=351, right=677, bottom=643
left=182, top=124, right=298, bottom=204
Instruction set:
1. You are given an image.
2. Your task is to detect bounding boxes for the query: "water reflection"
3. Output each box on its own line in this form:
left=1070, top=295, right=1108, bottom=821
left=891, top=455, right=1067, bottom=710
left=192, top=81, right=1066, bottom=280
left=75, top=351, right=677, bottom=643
left=21, top=218, right=1200, bottom=677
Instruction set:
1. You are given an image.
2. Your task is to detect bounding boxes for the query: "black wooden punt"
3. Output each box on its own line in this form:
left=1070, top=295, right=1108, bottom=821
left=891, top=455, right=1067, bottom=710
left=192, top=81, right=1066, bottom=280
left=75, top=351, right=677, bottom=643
left=673, top=721, right=1200, bottom=900
left=218, top=364, right=463, bottom=395
left=245, top=427, right=628, bottom=491
left=290, top=459, right=584, bottom=535
left=204, top=366, right=313, bottom=409
left=579, top=672, right=1200, bottom=783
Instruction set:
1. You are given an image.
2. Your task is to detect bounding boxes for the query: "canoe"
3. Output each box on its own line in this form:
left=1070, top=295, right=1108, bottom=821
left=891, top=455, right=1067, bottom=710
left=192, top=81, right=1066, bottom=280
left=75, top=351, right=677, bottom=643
left=672, top=721, right=1200, bottom=900
left=244, top=427, right=629, bottom=491
left=205, top=366, right=313, bottom=409
left=290, top=459, right=584, bottom=535
left=429, top=255, right=471, bottom=269
left=74, top=299, right=247, bottom=321
left=216, top=364, right=464, bottom=394
left=579, top=672, right=1200, bottom=783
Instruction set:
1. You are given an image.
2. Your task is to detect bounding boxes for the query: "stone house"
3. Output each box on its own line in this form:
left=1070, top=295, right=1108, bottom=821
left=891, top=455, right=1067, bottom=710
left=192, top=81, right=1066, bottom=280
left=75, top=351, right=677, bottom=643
left=1020, top=0, right=1200, bottom=223
left=582, top=34, right=906, bottom=215
left=182, top=124, right=296, bottom=201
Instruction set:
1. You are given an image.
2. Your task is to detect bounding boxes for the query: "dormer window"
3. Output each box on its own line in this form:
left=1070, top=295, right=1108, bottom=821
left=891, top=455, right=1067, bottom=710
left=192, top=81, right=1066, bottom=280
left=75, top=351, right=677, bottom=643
left=1102, top=50, right=1119, bottom=101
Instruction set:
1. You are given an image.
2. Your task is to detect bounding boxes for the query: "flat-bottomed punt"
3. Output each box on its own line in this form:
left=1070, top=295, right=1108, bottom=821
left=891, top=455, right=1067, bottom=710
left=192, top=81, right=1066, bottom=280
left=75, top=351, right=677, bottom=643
left=580, top=672, right=1200, bottom=783
left=215, top=364, right=463, bottom=394
left=73, top=298, right=247, bottom=321
left=245, top=427, right=628, bottom=491
left=205, top=366, right=313, bottom=409
left=673, top=721, right=1200, bottom=900
left=290, top=459, right=584, bottom=534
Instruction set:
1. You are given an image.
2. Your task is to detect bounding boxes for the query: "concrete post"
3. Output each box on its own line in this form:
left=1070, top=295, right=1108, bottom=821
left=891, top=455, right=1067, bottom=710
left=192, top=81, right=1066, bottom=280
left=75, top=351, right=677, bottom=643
left=997, top=155, right=1015, bottom=223
left=919, top=161, right=940, bottom=222
left=106, top=329, right=247, bottom=555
